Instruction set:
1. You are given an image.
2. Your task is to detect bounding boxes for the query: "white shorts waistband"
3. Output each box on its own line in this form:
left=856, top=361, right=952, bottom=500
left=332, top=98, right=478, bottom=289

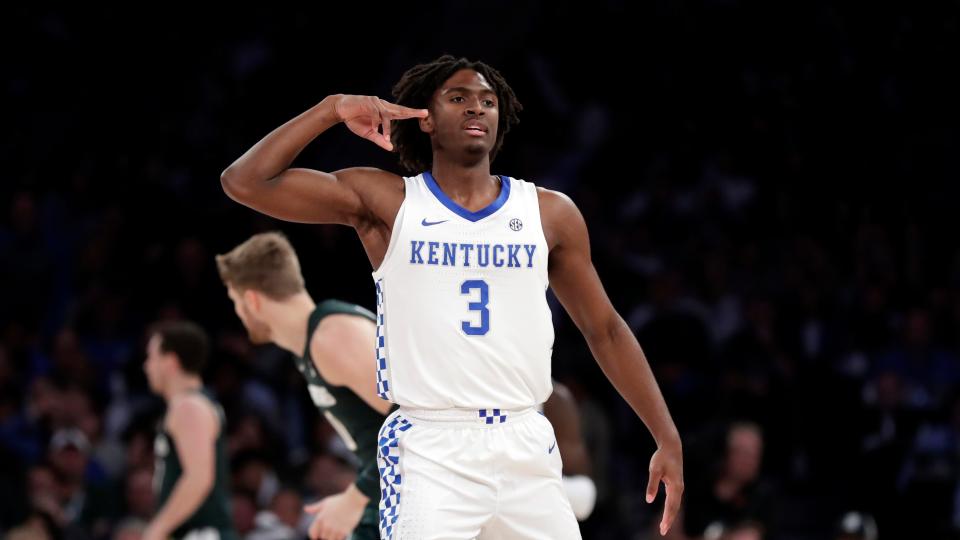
left=398, top=406, right=535, bottom=426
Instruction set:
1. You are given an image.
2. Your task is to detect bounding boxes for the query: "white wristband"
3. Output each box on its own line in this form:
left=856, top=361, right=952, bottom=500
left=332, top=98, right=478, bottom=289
left=562, top=474, right=597, bottom=520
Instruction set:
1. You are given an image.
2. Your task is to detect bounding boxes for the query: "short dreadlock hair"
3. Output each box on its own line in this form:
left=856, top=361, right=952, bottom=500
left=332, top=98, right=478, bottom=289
left=391, top=55, right=523, bottom=174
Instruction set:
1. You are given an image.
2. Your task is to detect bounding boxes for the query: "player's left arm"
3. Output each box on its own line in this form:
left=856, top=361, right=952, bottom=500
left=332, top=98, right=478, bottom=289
left=144, top=395, right=218, bottom=540
left=541, top=188, right=683, bottom=536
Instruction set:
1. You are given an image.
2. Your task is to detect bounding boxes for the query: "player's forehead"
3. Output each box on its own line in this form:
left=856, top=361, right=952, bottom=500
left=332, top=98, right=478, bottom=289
left=437, top=69, right=495, bottom=96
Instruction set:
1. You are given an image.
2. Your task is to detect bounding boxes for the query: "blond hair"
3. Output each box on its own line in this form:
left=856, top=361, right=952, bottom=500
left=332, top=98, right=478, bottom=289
left=215, top=232, right=305, bottom=299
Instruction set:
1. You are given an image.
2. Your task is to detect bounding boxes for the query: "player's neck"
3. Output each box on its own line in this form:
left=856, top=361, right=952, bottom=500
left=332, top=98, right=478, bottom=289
left=163, top=374, right=203, bottom=401
left=267, top=292, right=316, bottom=356
left=430, top=158, right=499, bottom=209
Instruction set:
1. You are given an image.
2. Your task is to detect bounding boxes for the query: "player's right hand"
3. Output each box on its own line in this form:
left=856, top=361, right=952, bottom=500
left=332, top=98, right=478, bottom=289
left=333, top=95, right=428, bottom=152
left=304, top=483, right=369, bottom=540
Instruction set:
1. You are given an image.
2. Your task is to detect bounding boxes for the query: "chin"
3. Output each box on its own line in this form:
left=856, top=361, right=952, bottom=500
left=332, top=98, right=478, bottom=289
left=463, top=142, right=490, bottom=158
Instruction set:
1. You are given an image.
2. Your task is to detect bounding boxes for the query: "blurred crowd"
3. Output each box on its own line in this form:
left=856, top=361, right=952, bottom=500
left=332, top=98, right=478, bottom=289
left=3, top=3, right=959, bottom=539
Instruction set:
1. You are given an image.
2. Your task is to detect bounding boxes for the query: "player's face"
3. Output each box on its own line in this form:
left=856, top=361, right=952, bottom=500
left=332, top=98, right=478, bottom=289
left=429, top=69, right=499, bottom=157
left=227, top=286, right=272, bottom=345
left=143, top=334, right=167, bottom=393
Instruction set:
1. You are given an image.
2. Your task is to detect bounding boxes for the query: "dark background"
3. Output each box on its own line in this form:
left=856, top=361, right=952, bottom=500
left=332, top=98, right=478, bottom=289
left=2, top=3, right=959, bottom=539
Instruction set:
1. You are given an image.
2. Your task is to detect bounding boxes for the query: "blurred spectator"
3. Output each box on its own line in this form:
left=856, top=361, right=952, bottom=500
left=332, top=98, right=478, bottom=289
left=48, top=428, right=96, bottom=521
left=231, top=491, right=258, bottom=537
left=303, top=454, right=355, bottom=502
left=112, top=518, right=147, bottom=540
left=123, top=466, right=156, bottom=522
left=231, top=451, right=280, bottom=508
left=833, top=512, right=878, bottom=540
left=703, top=520, right=765, bottom=540
left=685, top=422, right=776, bottom=538
left=246, top=487, right=303, bottom=540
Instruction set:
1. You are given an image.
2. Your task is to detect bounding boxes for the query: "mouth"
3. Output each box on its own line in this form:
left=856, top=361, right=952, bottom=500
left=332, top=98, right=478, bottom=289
left=463, top=122, right=488, bottom=137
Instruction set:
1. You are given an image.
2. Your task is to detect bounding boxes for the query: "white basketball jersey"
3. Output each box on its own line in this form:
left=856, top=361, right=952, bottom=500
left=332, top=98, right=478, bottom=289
left=371, top=172, right=554, bottom=409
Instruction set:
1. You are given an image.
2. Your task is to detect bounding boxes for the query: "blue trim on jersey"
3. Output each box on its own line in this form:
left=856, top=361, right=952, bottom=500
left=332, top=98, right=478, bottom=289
left=378, top=413, right=413, bottom=540
left=423, top=171, right=511, bottom=222
left=374, top=280, right=393, bottom=401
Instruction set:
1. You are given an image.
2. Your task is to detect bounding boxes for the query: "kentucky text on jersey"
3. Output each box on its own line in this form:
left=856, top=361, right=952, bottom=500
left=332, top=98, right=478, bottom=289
left=409, top=241, right=537, bottom=268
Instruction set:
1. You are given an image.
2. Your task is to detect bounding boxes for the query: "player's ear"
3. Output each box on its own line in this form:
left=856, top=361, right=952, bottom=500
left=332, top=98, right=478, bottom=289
left=419, top=111, right=434, bottom=134
left=243, top=289, right=261, bottom=313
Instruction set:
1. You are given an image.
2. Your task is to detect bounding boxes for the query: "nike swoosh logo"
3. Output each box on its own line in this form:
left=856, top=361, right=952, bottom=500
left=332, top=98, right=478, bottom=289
left=548, top=441, right=556, bottom=454
left=421, top=218, right=449, bottom=226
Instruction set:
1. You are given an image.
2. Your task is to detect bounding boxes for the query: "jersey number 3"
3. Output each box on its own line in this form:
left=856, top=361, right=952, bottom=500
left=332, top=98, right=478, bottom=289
left=461, top=280, right=490, bottom=335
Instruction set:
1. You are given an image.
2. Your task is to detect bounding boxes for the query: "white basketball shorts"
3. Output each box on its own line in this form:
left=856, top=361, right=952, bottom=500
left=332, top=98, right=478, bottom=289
left=376, top=406, right=582, bottom=540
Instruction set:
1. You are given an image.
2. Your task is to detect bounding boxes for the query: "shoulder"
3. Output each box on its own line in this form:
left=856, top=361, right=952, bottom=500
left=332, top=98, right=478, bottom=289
left=536, top=187, right=587, bottom=251
left=167, top=394, right=218, bottom=435
left=169, top=393, right=214, bottom=415
left=311, top=312, right=373, bottom=354
left=316, top=299, right=376, bottom=319
left=536, top=186, right=578, bottom=215
left=308, top=311, right=375, bottom=386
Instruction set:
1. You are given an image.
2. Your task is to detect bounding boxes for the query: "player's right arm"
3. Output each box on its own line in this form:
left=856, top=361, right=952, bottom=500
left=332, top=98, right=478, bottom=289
left=220, top=95, right=428, bottom=227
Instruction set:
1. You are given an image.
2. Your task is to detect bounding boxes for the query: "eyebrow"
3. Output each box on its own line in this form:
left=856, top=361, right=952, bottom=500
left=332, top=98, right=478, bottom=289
left=442, top=86, right=497, bottom=97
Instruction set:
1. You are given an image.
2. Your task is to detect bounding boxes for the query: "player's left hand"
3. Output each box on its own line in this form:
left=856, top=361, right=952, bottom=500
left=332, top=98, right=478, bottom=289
left=141, top=522, right=169, bottom=540
left=646, top=441, right=684, bottom=536
left=304, top=483, right=369, bottom=540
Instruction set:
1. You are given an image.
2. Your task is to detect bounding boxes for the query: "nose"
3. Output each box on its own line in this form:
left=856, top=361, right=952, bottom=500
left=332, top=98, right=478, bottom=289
left=465, top=97, right=485, bottom=117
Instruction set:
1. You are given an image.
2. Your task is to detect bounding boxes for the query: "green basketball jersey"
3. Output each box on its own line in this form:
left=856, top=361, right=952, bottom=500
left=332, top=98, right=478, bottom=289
left=296, top=299, right=395, bottom=501
left=154, top=388, right=237, bottom=540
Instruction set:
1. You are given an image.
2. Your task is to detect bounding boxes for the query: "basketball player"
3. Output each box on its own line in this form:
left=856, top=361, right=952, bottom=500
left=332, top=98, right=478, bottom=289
left=143, top=321, right=238, bottom=540
left=220, top=55, right=683, bottom=538
left=216, top=231, right=392, bottom=540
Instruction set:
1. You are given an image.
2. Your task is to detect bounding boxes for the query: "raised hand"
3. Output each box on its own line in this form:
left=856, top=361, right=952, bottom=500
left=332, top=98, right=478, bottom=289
left=334, top=95, right=428, bottom=151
